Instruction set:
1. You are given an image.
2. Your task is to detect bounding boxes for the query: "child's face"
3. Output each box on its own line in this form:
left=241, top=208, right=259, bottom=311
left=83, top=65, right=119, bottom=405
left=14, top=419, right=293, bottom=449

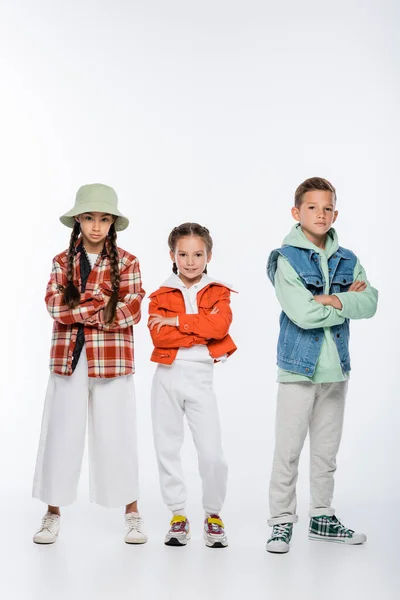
left=75, top=212, right=114, bottom=250
left=171, top=235, right=211, bottom=286
left=291, top=190, right=338, bottom=240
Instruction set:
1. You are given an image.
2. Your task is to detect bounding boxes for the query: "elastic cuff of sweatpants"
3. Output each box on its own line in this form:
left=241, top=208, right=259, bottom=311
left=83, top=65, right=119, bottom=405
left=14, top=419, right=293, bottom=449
left=268, top=515, right=298, bottom=526
left=168, top=503, right=186, bottom=513
left=309, top=507, right=335, bottom=518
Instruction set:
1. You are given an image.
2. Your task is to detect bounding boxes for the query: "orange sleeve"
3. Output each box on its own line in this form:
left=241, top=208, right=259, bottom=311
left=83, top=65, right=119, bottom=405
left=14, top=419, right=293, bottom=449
left=176, top=287, right=232, bottom=340
left=148, top=295, right=206, bottom=349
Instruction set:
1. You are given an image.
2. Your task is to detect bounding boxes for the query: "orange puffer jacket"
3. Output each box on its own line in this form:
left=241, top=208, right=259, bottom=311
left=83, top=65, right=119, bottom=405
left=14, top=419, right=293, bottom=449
left=148, top=281, right=237, bottom=365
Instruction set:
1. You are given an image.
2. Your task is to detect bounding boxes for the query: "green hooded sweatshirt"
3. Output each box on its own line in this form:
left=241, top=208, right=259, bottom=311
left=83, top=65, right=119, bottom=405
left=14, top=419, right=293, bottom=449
left=274, top=224, right=378, bottom=383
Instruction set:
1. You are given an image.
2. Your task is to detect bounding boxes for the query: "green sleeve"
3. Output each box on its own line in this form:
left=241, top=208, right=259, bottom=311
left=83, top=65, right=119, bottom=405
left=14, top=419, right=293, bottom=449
left=274, top=256, right=345, bottom=330
left=333, top=259, right=378, bottom=320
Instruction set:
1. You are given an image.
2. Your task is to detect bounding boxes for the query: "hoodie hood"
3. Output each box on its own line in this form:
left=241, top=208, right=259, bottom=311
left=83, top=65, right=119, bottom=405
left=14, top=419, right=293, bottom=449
left=282, top=224, right=339, bottom=259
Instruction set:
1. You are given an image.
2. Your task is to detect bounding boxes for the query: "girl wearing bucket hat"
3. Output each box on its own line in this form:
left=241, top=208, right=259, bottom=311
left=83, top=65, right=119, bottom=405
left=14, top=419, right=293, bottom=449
left=32, top=184, right=147, bottom=545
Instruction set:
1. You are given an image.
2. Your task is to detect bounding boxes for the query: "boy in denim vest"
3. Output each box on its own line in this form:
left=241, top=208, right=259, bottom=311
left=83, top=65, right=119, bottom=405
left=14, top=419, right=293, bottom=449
left=266, top=177, right=378, bottom=553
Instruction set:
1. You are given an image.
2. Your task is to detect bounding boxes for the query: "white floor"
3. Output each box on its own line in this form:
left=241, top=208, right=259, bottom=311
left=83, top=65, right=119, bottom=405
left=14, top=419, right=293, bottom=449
left=3, top=482, right=399, bottom=600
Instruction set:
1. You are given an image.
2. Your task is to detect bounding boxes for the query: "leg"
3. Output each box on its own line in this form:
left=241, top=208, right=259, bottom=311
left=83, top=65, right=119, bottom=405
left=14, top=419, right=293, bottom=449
left=151, top=363, right=186, bottom=513
left=309, top=381, right=347, bottom=517
left=88, top=372, right=139, bottom=508
left=32, top=353, right=89, bottom=507
left=268, top=382, right=315, bottom=525
left=183, top=363, right=228, bottom=515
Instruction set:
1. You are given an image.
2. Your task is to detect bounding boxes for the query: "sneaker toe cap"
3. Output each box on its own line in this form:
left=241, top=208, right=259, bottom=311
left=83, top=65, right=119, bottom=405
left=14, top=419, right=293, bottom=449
left=125, top=531, right=148, bottom=544
left=347, top=532, right=367, bottom=544
left=33, top=529, right=57, bottom=544
left=266, top=540, right=290, bottom=553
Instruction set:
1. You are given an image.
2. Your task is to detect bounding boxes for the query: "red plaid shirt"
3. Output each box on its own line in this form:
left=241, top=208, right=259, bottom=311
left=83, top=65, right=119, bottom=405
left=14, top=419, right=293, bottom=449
left=45, top=242, right=145, bottom=378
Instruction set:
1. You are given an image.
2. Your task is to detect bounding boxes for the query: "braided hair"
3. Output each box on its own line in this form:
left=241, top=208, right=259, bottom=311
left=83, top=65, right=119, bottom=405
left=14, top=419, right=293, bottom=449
left=103, top=223, right=120, bottom=324
left=168, top=222, right=213, bottom=275
left=63, top=220, right=81, bottom=308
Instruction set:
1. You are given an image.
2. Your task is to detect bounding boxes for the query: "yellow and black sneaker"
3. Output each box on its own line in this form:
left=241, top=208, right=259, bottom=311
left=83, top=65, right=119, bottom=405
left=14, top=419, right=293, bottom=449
left=204, top=515, right=228, bottom=548
left=165, top=515, right=190, bottom=546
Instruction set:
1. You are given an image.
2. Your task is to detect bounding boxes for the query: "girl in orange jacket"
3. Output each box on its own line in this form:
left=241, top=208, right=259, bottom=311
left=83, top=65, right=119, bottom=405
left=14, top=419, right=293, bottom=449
left=148, top=222, right=236, bottom=549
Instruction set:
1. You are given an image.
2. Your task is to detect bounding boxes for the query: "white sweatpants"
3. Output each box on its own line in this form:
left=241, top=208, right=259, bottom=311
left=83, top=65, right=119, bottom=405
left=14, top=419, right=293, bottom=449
left=32, top=350, right=139, bottom=508
left=268, top=381, right=348, bottom=525
left=151, top=361, right=228, bottom=515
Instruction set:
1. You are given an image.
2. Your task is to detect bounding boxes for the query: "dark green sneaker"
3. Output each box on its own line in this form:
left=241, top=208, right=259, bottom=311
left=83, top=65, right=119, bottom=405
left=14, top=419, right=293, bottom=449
left=266, top=523, right=293, bottom=553
left=309, top=515, right=367, bottom=545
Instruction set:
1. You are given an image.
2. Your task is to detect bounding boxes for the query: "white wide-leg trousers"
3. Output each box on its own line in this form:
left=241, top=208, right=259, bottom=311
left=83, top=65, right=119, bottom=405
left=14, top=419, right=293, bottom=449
left=33, top=350, right=139, bottom=508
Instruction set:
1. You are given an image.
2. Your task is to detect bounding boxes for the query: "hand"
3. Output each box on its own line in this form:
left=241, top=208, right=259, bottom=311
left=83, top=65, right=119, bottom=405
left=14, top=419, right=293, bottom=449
left=314, top=294, right=343, bottom=310
left=348, top=280, right=367, bottom=292
left=148, top=314, right=178, bottom=333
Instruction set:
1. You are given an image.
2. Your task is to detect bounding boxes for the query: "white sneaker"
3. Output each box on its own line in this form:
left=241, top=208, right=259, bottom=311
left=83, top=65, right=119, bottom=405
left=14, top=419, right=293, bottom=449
left=33, top=512, right=60, bottom=544
left=124, top=512, right=148, bottom=544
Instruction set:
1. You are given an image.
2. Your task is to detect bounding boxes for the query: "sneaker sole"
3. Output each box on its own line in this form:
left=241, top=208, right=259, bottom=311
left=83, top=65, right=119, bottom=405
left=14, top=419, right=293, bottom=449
left=165, top=533, right=191, bottom=547
left=204, top=533, right=228, bottom=548
left=33, top=534, right=58, bottom=545
left=125, top=537, right=148, bottom=545
left=308, top=534, right=367, bottom=545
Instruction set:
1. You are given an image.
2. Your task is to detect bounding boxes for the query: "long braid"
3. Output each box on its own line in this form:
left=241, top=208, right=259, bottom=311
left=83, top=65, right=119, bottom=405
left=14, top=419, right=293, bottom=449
left=104, top=223, right=120, bottom=324
left=63, top=221, right=81, bottom=308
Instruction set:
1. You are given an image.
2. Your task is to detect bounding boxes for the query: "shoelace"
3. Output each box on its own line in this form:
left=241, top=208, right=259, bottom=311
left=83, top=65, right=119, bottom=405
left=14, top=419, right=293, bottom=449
left=330, top=517, right=354, bottom=535
left=271, top=524, right=291, bottom=539
left=41, top=513, right=59, bottom=533
left=126, top=515, right=142, bottom=532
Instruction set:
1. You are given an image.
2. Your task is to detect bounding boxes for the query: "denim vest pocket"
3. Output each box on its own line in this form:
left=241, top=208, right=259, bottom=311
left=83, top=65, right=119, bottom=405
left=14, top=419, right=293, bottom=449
left=330, top=271, right=354, bottom=294
left=300, top=273, right=324, bottom=296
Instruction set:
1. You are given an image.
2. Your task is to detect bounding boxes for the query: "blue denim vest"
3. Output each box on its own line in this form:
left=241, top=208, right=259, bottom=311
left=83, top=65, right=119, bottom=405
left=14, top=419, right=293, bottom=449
left=267, top=245, right=357, bottom=377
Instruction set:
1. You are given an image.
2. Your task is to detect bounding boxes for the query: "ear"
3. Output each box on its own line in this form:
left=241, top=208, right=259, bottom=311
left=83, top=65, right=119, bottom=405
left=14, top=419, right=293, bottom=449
left=291, top=206, right=300, bottom=222
left=74, top=215, right=81, bottom=223
left=207, top=251, right=212, bottom=263
left=332, top=210, right=339, bottom=224
left=169, top=250, right=175, bottom=262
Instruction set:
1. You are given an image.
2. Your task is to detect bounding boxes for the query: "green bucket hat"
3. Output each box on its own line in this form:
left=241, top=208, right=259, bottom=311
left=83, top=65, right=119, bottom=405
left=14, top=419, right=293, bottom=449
left=60, top=183, right=129, bottom=232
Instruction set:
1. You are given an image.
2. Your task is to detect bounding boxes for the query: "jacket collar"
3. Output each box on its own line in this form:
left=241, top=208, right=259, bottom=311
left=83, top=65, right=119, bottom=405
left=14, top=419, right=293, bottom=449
left=150, top=273, right=235, bottom=298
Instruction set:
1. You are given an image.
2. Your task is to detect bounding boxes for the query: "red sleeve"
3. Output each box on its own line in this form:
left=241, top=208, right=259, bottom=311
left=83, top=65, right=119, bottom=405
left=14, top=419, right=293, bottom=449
left=45, top=258, right=105, bottom=325
left=85, top=258, right=145, bottom=330
left=177, top=287, right=232, bottom=340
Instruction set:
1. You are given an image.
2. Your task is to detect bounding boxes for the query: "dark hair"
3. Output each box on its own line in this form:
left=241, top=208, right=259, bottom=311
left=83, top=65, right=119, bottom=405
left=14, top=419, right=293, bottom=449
left=63, top=221, right=120, bottom=324
left=294, top=177, right=337, bottom=208
left=63, top=221, right=81, bottom=309
left=168, top=222, right=213, bottom=275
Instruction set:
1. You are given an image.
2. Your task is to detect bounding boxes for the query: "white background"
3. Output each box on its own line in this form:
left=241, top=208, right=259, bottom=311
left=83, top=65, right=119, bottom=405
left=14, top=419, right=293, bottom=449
left=1, top=1, right=398, bottom=599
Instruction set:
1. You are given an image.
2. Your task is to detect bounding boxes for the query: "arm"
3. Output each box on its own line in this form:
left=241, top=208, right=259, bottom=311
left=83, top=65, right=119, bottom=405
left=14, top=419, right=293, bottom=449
left=176, top=288, right=232, bottom=340
left=147, top=295, right=206, bottom=348
left=332, top=260, right=378, bottom=319
left=45, top=258, right=105, bottom=325
left=274, top=256, right=346, bottom=330
left=85, top=257, right=145, bottom=330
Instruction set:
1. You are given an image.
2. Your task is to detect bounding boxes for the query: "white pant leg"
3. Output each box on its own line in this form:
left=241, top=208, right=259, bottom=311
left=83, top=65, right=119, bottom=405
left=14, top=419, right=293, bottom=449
left=183, top=362, right=228, bottom=515
left=309, top=381, right=347, bottom=517
left=268, top=382, right=316, bottom=526
left=151, top=363, right=186, bottom=512
left=32, top=352, right=89, bottom=506
left=88, top=371, right=139, bottom=508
